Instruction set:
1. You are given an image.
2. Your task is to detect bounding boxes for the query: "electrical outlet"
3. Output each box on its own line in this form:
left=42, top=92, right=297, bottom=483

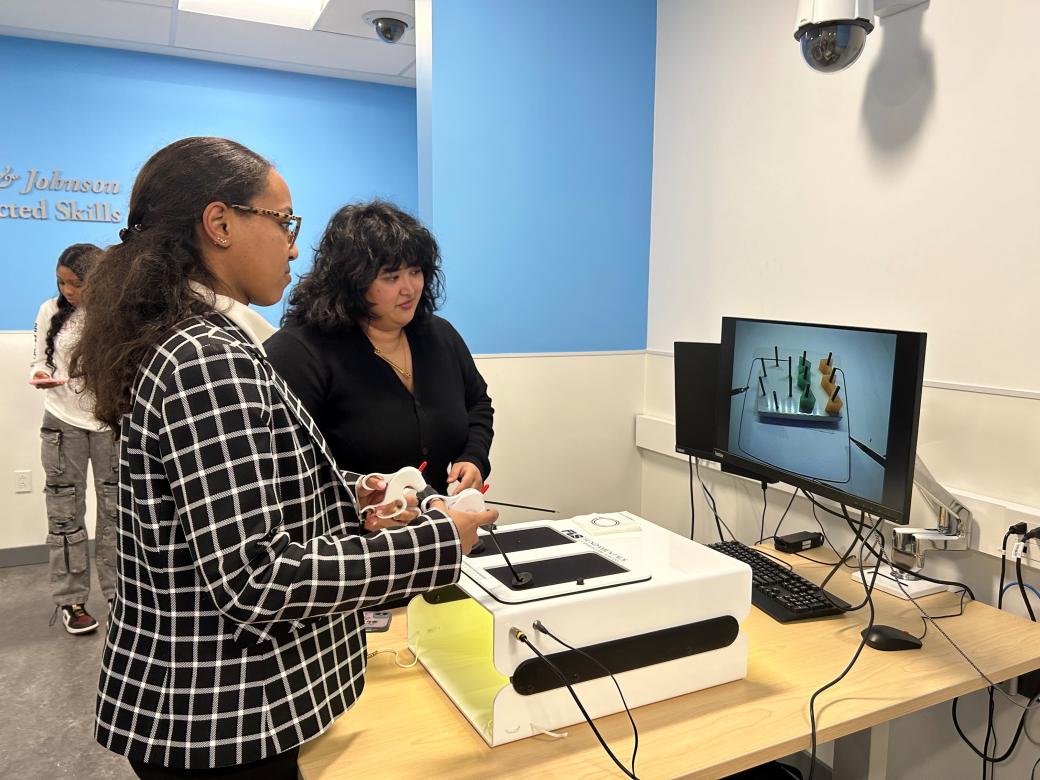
left=13, top=470, right=31, bottom=493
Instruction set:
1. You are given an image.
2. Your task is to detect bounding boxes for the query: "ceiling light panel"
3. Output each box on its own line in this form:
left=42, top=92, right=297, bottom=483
left=178, top=0, right=330, bottom=30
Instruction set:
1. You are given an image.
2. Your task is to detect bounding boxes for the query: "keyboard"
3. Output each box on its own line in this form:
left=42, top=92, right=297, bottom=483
left=708, top=540, right=850, bottom=623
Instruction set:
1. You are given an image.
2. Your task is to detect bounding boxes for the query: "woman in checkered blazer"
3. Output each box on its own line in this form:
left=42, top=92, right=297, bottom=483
left=70, top=137, right=497, bottom=779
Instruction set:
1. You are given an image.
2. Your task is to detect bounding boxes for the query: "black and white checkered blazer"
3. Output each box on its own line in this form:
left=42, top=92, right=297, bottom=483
left=95, top=312, right=462, bottom=769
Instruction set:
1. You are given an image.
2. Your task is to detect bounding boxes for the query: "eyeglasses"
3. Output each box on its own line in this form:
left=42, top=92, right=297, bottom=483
left=230, top=204, right=302, bottom=247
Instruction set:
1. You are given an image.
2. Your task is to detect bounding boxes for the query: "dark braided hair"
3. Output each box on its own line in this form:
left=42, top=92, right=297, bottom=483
left=45, top=243, right=102, bottom=372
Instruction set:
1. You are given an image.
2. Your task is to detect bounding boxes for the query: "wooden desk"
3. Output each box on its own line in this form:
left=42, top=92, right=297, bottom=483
left=299, top=550, right=1040, bottom=779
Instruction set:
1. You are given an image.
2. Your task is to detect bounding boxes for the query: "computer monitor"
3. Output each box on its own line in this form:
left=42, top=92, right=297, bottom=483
left=674, top=342, right=722, bottom=461
left=674, top=341, right=777, bottom=483
left=715, top=317, right=926, bottom=524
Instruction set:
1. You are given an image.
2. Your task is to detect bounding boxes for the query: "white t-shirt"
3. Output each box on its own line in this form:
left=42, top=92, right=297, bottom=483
left=30, top=298, right=106, bottom=431
left=30, top=288, right=276, bottom=432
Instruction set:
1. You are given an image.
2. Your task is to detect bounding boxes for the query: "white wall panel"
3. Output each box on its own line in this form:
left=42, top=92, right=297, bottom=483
left=647, top=3, right=1040, bottom=775
left=0, top=346, right=643, bottom=553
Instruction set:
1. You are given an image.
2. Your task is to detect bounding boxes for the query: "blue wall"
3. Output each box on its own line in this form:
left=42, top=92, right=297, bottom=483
left=421, top=0, right=656, bottom=353
left=0, top=36, right=418, bottom=329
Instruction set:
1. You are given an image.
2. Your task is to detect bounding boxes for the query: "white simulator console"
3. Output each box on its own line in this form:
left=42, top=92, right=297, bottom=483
left=406, top=512, right=752, bottom=746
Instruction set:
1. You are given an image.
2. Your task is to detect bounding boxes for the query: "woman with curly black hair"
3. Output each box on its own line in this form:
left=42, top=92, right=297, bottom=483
left=30, top=242, right=117, bottom=635
left=266, top=200, right=493, bottom=498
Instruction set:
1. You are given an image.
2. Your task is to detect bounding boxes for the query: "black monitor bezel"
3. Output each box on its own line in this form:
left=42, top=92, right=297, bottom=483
left=673, top=341, right=723, bottom=461
left=714, top=316, right=926, bottom=524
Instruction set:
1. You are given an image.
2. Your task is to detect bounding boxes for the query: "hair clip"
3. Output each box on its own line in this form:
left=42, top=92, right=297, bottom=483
left=118, top=224, right=145, bottom=242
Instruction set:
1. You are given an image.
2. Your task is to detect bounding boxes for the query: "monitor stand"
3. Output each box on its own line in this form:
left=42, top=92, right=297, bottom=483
left=851, top=568, right=947, bottom=600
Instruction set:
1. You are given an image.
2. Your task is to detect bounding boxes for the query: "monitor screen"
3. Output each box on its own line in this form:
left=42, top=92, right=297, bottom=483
left=715, top=317, right=926, bottom=524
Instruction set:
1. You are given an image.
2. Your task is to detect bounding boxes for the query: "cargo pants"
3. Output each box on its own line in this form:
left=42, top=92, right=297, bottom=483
left=40, top=410, right=118, bottom=606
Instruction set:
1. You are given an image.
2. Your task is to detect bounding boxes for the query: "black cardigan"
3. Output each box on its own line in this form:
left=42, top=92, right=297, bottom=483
left=265, top=315, right=493, bottom=495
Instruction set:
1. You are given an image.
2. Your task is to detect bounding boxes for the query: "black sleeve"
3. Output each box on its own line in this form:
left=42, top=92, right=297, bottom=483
left=264, top=328, right=329, bottom=429
left=444, top=320, right=494, bottom=480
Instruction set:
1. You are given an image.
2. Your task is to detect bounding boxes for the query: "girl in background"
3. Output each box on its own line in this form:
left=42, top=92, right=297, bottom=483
left=30, top=243, right=116, bottom=635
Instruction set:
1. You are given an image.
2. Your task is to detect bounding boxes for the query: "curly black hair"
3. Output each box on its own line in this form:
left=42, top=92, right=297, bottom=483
left=283, top=200, right=444, bottom=331
left=45, top=243, right=102, bottom=373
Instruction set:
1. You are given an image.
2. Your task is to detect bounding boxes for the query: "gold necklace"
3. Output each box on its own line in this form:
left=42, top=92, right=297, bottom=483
left=371, top=332, right=412, bottom=379
left=373, top=347, right=412, bottom=379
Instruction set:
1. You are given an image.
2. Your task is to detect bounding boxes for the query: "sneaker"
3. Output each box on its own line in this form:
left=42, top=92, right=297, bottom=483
left=60, top=604, right=98, bottom=635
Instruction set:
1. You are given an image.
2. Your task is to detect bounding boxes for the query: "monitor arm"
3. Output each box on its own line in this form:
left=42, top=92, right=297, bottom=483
left=889, top=455, right=972, bottom=576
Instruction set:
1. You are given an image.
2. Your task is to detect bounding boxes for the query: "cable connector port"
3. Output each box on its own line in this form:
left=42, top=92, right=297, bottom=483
left=1009, top=522, right=1028, bottom=536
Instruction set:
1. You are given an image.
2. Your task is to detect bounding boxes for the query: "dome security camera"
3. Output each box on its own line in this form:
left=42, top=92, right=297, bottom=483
left=362, top=10, right=414, bottom=44
left=794, top=0, right=875, bottom=73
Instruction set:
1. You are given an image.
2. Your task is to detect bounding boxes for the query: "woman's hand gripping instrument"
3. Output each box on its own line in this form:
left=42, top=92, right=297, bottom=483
left=423, top=489, right=533, bottom=586
left=420, top=487, right=486, bottom=514
left=359, top=466, right=427, bottom=519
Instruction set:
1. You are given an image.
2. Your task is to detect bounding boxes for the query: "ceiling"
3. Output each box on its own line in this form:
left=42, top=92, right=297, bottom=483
left=0, top=0, right=417, bottom=86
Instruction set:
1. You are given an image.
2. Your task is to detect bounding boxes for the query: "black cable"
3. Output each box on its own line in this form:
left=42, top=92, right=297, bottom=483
left=759, top=489, right=799, bottom=545
left=912, top=588, right=970, bottom=641
left=693, top=458, right=723, bottom=541
left=759, top=482, right=768, bottom=544
left=887, top=566, right=977, bottom=602
left=951, top=693, right=1040, bottom=764
left=800, top=489, right=856, bottom=521
left=695, top=459, right=735, bottom=541
left=700, top=467, right=726, bottom=541
left=982, top=687, right=995, bottom=780
left=808, top=495, right=854, bottom=563
left=816, top=505, right=872, bottom=594
left=533, top=621, right=639, bottom=777
left=821, top=512, right=884, bottom=614
left=687, top=456, right=696, bottom=542
left=998, top=531, right=1013, bottom=610
left=807, top=514, right=884, bottom=780
left=900, top=582, right=1039, bottom=712
left=1017, top=556, right=1037, bottom=621
left=870, top=528, right=1040, bottom=772
left=787, top=488, right=860, bottom=566
left=909, top=521, right=1038, bottom=768
left=511, top=628, right=639, bottom=779
left=980, top=530, right=1015, bottom=777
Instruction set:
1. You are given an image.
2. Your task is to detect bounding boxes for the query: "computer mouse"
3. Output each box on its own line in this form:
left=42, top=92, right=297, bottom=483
left=861, top=625, right=922, bottom=652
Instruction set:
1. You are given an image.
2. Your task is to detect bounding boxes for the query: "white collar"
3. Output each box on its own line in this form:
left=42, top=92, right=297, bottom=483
left=189, top=281, right=278, bottom=351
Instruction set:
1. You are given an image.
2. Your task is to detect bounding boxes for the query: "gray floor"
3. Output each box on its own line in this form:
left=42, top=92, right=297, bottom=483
left=0, top=562, right=134, bottom=779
